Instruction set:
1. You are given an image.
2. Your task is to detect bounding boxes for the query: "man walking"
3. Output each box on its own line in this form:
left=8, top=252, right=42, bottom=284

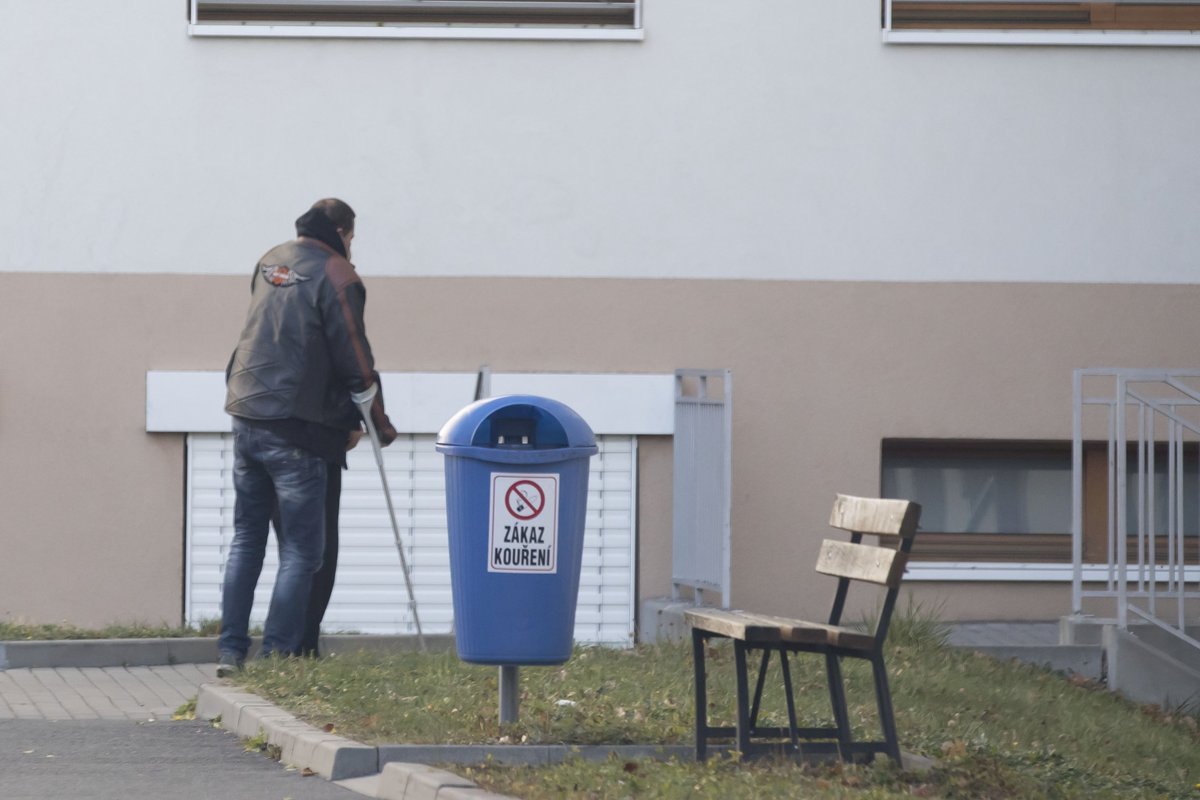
left=219, top=198, right=396, bottom=675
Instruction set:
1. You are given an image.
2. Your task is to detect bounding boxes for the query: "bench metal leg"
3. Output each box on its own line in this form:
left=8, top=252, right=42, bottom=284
left=871, top=653, right=901, bottom=764
left=733, top=640, right=752, bottom=757
left=779, top=651, right=801, bottom=752
left=824, top=652, right=853, bottom=756
left=692, top=628, right=709, bottom=762
left=748, top=648, right=772, bottom=729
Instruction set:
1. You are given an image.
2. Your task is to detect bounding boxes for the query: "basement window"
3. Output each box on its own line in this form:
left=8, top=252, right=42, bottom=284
left=884, top=440, right=1200, bottom=564
left=188, top=0, right=644, bottom=41
left=882, top=440, right=1075, bottom=562
left=883, top=0, right=1200, bottom=46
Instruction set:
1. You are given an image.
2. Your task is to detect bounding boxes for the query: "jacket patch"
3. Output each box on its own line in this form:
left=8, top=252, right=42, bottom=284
left=261, top=264, right=309, bottom=287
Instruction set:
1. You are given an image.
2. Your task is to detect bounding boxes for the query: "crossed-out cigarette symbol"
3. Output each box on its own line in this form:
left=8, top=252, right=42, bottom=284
left=505, top=480, right=545, bottom=520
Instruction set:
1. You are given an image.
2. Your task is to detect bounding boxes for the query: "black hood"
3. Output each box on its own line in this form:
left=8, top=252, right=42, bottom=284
left=295, top=208, right=347, bottom=257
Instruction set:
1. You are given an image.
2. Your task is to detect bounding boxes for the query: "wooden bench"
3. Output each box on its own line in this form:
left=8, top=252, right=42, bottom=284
left=685, top=494, right=921, bottom=764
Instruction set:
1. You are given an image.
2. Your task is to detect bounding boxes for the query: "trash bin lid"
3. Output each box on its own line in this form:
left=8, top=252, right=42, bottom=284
left=435, top=395, right=597, bottom=463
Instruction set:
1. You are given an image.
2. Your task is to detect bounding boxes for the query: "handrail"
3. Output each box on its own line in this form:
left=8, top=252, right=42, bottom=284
left=1073, top=368, right=1200, bottom=657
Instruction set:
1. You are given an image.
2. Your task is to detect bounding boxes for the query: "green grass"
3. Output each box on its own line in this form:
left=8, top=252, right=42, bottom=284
left=0, top=618, right=221, bottom=640
left=232, top=617, right=1200, bottom=799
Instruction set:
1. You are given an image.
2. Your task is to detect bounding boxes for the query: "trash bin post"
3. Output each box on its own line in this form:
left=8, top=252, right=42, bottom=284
left=499, top=665, right=520, bottom=725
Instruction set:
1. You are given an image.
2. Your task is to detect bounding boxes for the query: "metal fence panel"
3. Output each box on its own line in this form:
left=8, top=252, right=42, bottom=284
left=671, top=369, right=731, bottom=608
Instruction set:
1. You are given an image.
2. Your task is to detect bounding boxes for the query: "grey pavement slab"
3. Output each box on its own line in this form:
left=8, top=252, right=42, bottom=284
left=946, top=622, right=1061, bottom=647
left=0, top=719, right=363, bottom=800
left=54, top=668, right=130, bottom=720
left=0, top=665, right=217, bottom=722
left=945, top=623, right=1104, bottom=679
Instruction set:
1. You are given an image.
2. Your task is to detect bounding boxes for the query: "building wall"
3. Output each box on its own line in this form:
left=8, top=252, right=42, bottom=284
left=4, top=273, right=1199, bottom=625
left=4, top=1, right=1200, bottom=626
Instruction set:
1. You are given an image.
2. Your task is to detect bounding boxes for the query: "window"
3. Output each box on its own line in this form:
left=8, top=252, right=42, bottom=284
left=1085, top=440, right=1200, bottom=563
left=188, top=0, right=644, bottom=40
left=884, top=439, right=1200, bottom=563
left=882, top=440, right=1075, bottom=562
left=883, top=0, right=1200, bottom=45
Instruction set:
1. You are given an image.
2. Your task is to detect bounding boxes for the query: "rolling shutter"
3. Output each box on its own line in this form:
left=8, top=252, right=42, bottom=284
left=185, top=433, right=636, bottom=645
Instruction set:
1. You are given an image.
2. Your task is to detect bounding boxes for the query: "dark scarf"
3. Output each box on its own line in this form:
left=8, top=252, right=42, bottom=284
left=295, top=208, right=347, bottom=257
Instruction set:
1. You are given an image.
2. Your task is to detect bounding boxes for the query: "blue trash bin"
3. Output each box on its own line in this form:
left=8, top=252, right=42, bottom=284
left=436, top=395, right=598, bottom=665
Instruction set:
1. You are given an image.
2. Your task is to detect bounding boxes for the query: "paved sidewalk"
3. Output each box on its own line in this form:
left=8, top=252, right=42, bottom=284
left=0, top=719, right=363, bottom=800
left=0, top=664, right=217, bottom=721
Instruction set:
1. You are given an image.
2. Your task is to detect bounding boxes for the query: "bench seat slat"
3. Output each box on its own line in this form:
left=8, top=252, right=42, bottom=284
left=685, top=608, right=875, bottom=651
left=685, top=608, right=787, bottom=642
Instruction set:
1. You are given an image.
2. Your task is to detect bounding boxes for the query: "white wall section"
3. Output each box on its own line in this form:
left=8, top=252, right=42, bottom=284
left=147, top=371, right=674, bottom=434
left=4, top=2, right=1200, bottom=283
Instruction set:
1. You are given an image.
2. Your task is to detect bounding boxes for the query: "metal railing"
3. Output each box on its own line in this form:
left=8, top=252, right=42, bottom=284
left=672, top=369, right=731, bottom=608
left=1073, top=368, right=1200, bottom=652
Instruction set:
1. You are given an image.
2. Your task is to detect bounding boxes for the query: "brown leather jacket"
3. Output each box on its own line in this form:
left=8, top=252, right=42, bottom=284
left=224, top=236, right=395, bottom=441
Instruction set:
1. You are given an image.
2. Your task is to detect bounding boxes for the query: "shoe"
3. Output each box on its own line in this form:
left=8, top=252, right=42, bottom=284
left=216, top=653, right=243, bottom=678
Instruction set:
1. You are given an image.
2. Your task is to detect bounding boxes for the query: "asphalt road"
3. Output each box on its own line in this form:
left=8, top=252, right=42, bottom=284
left=0, top=719, right=362, bottom=800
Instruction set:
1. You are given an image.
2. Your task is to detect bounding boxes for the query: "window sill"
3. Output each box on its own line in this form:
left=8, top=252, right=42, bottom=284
left=188, top=23, right=644, bottom=41
left=907, top=562, right=1200, bottom=581
left=883, top=28, right=1200, bottom=46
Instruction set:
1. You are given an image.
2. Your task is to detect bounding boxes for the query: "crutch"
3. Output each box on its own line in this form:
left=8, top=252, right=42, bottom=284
left=351, top=384, right=426, bottom=652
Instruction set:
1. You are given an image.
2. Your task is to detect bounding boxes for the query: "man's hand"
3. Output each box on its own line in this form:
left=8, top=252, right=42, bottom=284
left=372, top=405, right=398, bottom=447
left=346, top=430, right=364, bottom=451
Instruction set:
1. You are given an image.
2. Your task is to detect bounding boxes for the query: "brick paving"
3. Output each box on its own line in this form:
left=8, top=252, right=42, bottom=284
left=0, top=665, right=218, bottom=722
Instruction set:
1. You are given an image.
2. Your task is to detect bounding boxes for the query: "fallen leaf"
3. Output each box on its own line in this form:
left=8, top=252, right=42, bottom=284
left=301, top=767, right=317, bottom=777
left=323, top=723, right=336, bottom=733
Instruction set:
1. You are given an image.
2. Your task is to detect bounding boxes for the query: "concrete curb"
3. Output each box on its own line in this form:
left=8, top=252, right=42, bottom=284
left=0, top=635, right=453, bottom=670
left=377, top=743, right=697, bottom=766
left=376, top=763, right=498, bottom=800
left=197, top=685, right=739, bottom=799
left=198, top=681, right=937, bottom=799
left=197, top=683, right=378, bottom=781
left=197, top=683, right=529, bottom=798
left=0, top=638, right=220, bottom=669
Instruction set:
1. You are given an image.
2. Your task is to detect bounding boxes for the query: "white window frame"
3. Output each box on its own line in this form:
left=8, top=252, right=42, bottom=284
left=883, top=0, right=1200, bottom=47
left=907, top=562, right=1200, bottom=581
left=188, top=0, right=644, bottom=41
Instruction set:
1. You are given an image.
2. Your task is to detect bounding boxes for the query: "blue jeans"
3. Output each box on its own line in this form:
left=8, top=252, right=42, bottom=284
left=219, top=419, right=327, bottom=660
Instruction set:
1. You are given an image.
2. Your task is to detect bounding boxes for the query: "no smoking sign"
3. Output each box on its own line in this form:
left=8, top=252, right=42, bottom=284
left=489, top=473, right=559, bottom=573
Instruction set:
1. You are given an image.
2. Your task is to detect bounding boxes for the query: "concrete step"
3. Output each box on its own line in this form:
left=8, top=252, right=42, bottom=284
left=1105, top=626, right=1200, bottom=712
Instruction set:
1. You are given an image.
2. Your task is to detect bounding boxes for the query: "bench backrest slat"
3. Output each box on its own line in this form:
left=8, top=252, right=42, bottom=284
left=815, top=540, right=908, bottom=587
left=828, top=494, right=920, bottom=539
